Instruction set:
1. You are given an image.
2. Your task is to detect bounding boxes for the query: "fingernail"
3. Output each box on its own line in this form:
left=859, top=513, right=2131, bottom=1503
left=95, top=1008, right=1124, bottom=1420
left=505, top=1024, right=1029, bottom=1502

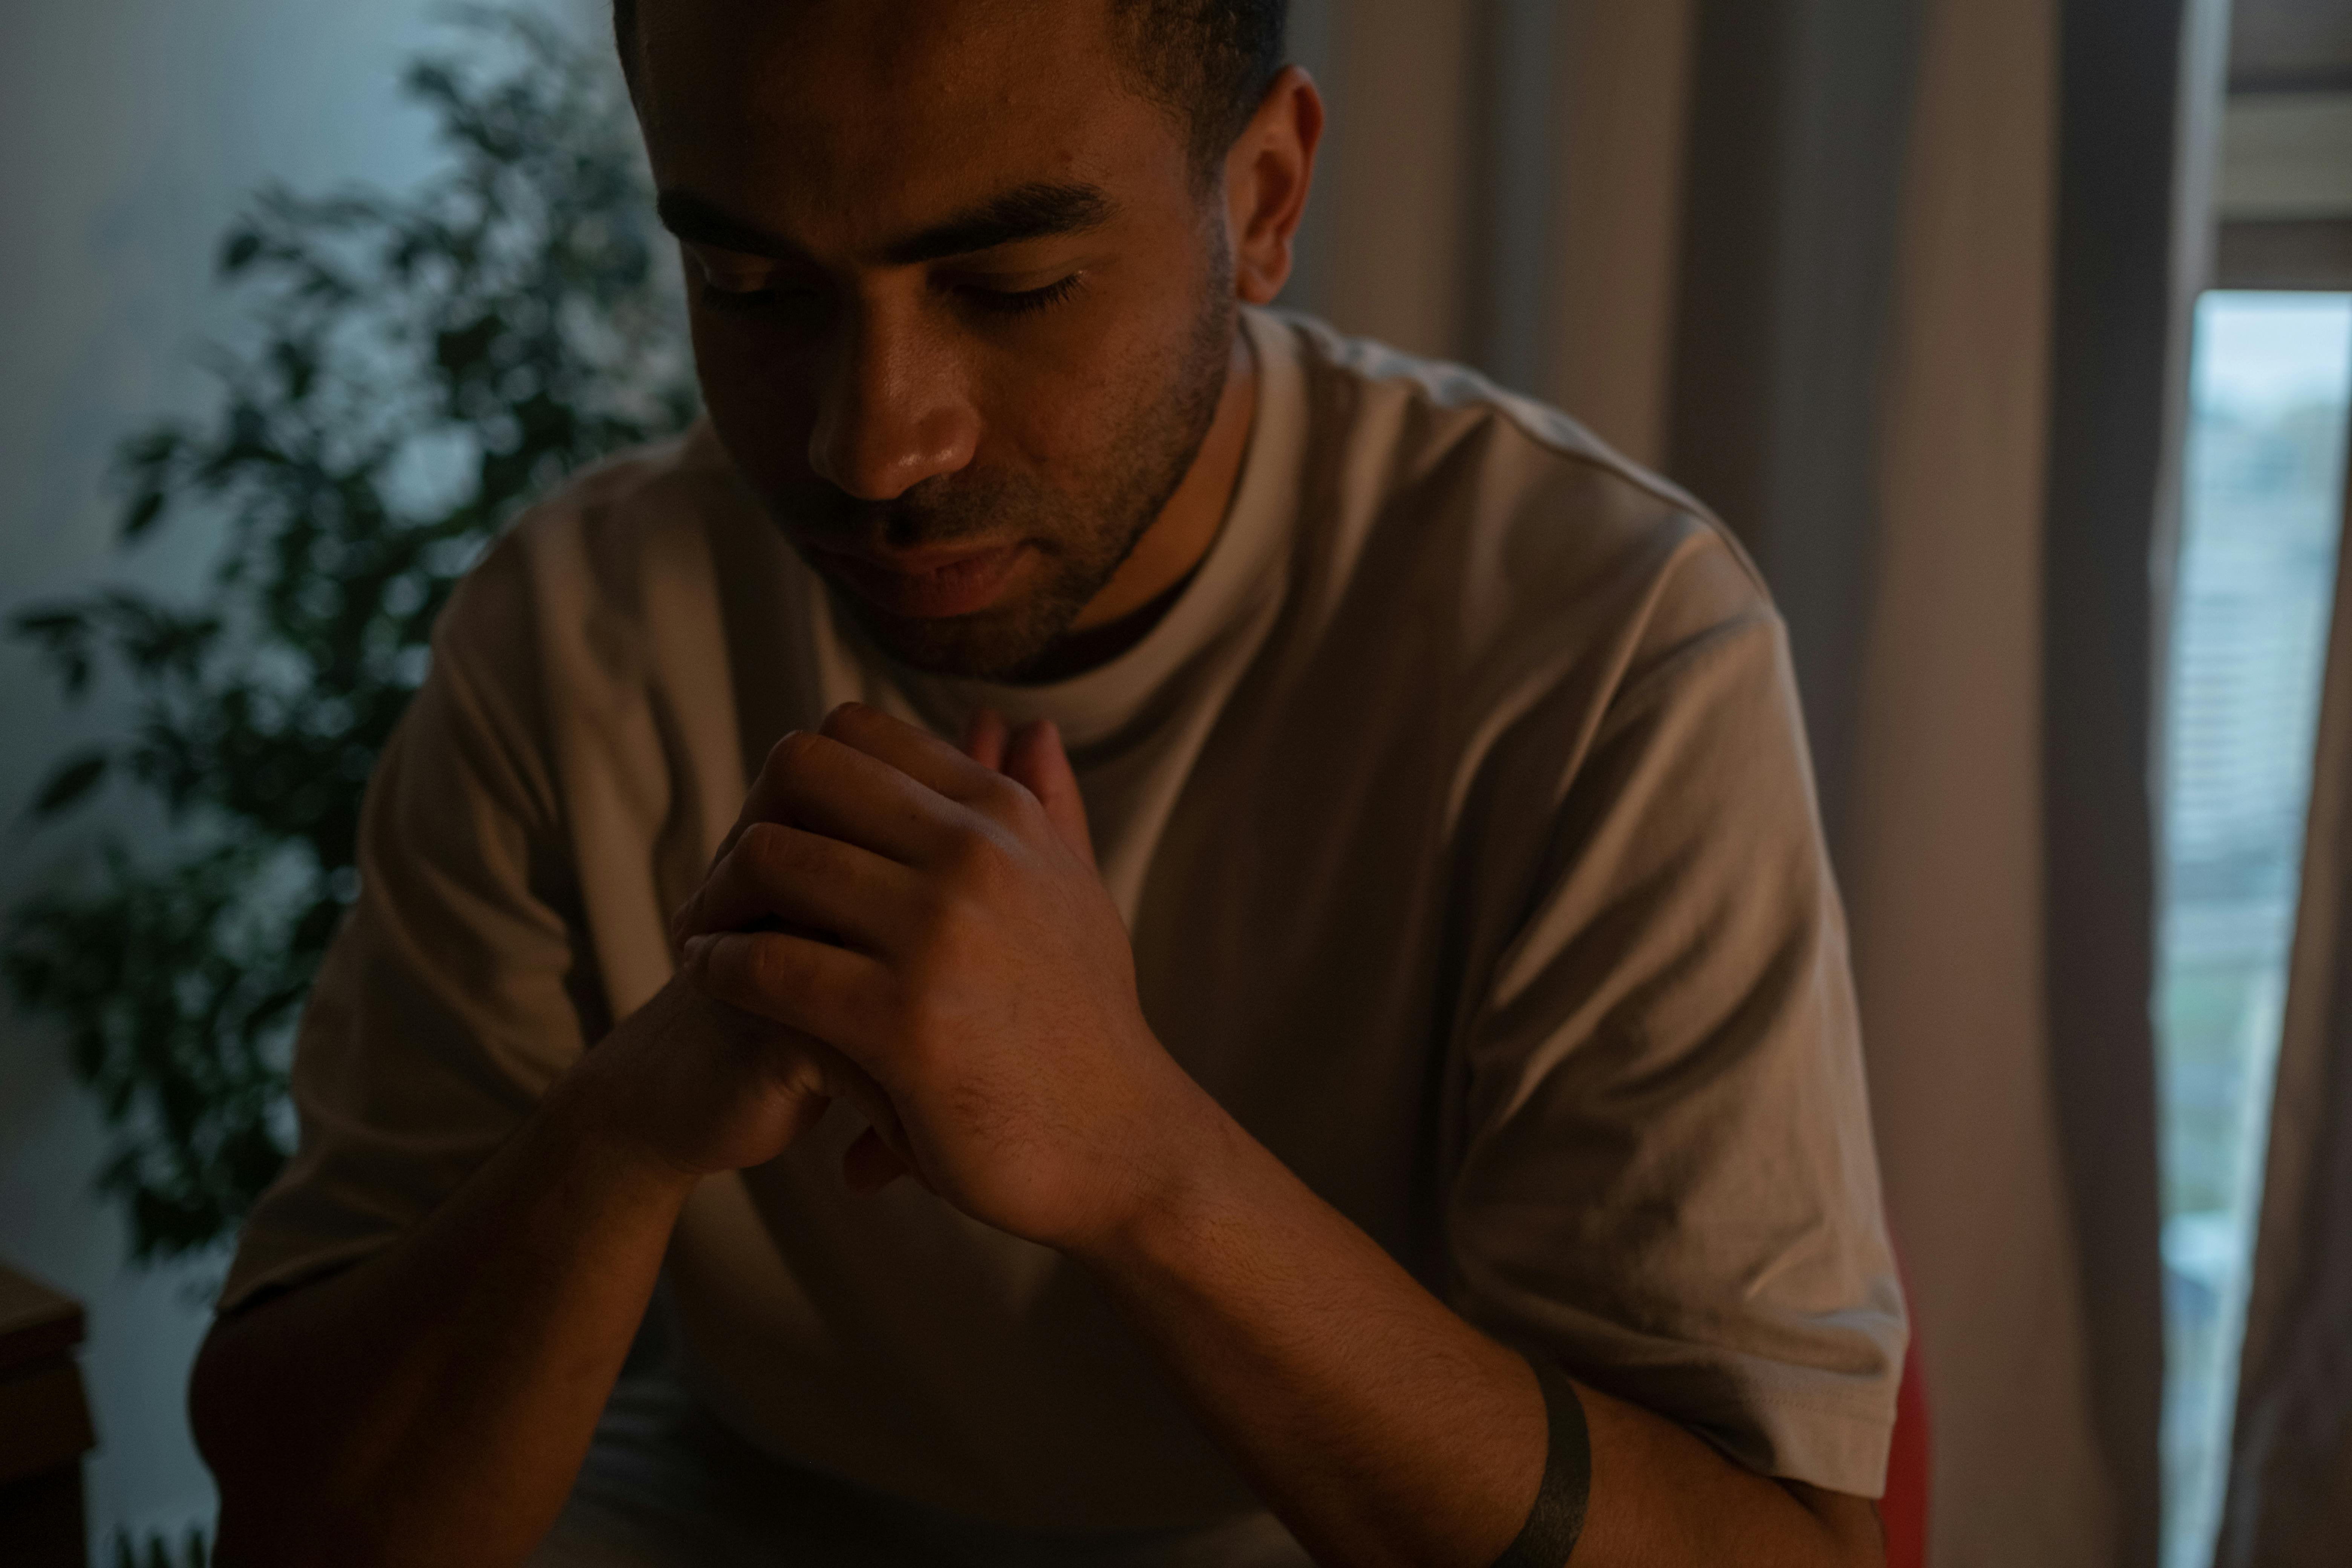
left=681, top=934, right=712, bottom=964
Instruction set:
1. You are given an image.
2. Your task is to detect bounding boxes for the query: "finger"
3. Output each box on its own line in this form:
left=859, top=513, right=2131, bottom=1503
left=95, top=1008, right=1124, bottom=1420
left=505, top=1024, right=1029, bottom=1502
left=688, top=729, right=816, bottom=908
left=802, top=1039, right=914, bottom=1167
left=683, top=929, right=892, bottom=1063
left=672, top=821, right=917, bottom=957
left=1004, top=719, right=1097, bottom=871
left=726, top=1026, right=907, bottom=1166
left=961, top=707, right=1010, bottom=772
left=733, top=730, right=810, bottom=840
left=763, top=728, right=968, bottom=866
left=841, top=1125, right=910, bottom=1194
left=821, top=701, right=1013, bottom=813
left=711, top=704, right=991, bottom=874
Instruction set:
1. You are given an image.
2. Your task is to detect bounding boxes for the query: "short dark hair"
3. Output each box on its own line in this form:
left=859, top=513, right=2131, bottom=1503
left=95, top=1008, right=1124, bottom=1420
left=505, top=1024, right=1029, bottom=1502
left=612, top=0, right=1287, bottom=179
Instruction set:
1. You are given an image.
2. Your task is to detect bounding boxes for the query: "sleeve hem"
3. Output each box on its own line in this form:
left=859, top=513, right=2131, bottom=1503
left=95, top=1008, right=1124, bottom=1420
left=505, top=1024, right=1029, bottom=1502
left=216, top=1230, right=397, bottom=1318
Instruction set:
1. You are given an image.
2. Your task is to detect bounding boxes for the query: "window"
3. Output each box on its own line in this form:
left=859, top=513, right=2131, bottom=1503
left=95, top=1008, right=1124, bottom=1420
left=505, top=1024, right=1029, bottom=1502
left=2157, top=289, right=2352, bottom=1568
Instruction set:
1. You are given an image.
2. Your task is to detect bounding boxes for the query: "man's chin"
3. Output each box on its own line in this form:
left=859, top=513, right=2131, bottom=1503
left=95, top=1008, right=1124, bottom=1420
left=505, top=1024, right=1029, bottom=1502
left=830, top=592, right=1078, bottom=683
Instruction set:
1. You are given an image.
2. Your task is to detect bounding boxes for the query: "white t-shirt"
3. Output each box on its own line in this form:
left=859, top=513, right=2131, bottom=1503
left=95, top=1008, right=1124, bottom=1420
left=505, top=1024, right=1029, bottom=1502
left=223, top=307, right=1906, bottom=1530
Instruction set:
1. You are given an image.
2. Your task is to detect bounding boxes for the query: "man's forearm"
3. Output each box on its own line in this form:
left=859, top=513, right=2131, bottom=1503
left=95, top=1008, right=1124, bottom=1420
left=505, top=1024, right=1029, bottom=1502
left=193, top=1043, right=697, bottom=1568
left=666, top=707, right=1886, bottom=1565
left=1077, top=1092, right=1884, bottom=1568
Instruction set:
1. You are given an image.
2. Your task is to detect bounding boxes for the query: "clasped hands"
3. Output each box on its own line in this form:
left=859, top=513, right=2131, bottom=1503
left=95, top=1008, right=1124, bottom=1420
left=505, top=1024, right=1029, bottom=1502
left=630, top=700, right=1214, bottom=1258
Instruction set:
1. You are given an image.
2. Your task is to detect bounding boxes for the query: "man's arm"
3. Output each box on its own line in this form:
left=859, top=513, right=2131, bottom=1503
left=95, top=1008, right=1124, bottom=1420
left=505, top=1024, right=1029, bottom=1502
left=674, top=703, right=1886, bottom=1568
left=192, top=981, right=869, bottom=1567
left=1079, top=1087, right=1882, bottom=1567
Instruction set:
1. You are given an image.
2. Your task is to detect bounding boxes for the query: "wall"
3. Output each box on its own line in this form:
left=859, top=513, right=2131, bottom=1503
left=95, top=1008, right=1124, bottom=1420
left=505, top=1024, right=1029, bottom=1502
left=0, top=0, right=582, bottom=1545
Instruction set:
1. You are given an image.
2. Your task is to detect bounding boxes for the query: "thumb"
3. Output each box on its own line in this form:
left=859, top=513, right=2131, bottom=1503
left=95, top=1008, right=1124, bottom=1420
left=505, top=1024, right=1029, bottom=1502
left=1006, top=719, right=1096, bottom=872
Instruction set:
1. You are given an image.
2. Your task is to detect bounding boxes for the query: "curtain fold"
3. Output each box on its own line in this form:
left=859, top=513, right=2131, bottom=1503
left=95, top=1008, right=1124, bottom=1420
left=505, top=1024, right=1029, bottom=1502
left=1663, top=0, right=1921, bottom=853
left=1282, top=3, right=2188, bottom=1561
left=1850, top=0, right=2117, bottom=1559
left=2040, top=3, right=2230, bottom=1565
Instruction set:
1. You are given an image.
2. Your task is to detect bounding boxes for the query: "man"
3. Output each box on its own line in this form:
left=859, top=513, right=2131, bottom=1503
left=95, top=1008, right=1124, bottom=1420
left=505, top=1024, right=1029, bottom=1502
left=190, top=1, right=1905, bottom=1563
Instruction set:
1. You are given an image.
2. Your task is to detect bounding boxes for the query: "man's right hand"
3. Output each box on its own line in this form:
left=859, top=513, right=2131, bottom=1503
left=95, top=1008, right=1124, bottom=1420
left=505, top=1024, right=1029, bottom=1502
left=585, top=711, right=1064, bottom=1197
left=579, top=972, right=900, bottom=1180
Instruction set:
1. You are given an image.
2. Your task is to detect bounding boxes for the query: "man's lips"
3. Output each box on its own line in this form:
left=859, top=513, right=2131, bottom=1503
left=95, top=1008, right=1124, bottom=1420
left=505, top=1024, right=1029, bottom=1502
left=810, top=541, right=1030, bottom=619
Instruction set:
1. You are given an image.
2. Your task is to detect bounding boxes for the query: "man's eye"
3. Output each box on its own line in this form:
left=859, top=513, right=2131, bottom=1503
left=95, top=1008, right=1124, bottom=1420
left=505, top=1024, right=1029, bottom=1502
left=962, top=274, right=1084, bottom=317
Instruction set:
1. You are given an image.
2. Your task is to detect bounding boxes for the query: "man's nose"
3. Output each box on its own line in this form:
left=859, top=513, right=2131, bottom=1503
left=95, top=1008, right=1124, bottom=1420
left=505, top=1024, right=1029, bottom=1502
left=805, top=305, right=979, bottom=502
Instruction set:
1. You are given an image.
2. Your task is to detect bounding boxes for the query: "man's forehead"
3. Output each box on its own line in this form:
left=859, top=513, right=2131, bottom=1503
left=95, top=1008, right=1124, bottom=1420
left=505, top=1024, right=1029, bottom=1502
left=635, top=0, right=1180, bottom=255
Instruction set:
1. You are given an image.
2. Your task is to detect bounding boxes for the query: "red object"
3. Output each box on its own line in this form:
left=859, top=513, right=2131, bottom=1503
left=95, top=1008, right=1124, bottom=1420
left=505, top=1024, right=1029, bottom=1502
left=1880, top=1304, right=1932, bottom=1567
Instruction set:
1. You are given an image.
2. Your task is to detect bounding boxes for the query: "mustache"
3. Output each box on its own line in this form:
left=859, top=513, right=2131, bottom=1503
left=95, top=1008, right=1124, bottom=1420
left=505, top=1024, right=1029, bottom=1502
left=784, top=475, right=1037, bottom=551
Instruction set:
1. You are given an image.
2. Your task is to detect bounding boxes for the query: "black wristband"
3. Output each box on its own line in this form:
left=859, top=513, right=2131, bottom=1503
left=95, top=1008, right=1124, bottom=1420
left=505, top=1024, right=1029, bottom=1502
left=1490, top=1353, right=1591, bottom=1568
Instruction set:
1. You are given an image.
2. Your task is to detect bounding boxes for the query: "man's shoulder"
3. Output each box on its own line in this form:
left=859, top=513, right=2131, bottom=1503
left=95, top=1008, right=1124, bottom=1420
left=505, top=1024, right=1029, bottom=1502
left=1263, top=311, right=1778, bottom=681
left=432, top=420, right=757, bottom=670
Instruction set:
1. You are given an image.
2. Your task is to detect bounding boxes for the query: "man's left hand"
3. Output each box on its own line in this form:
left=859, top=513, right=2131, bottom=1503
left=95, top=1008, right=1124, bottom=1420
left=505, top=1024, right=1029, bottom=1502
left=670, top=700, right=1210, bottom=1255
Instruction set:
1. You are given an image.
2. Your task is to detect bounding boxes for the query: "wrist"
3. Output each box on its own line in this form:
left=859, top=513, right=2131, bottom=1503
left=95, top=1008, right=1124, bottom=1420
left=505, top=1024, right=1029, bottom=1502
left=542, top=1030, right=707, bottom=1208
left=1073, top=1068, right=1262, bottom=1278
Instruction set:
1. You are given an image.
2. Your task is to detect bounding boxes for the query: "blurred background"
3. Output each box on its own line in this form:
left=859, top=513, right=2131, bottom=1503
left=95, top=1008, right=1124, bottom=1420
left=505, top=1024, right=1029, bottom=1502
left=3, top=2, right=2349, bottom=1565
left=0, top=2, right=525, bottom=1552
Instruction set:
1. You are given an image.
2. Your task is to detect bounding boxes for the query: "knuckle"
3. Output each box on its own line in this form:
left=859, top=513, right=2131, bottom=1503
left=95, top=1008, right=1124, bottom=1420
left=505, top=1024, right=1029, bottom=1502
left=943, top=825, right=1004, bottom=887
left=906, top=887, right=960, bottom=964
left=1003, top=786, right=1050, bottom=839
left=735, top=819, right=789, bottom=874
left=971, top=772, right=1029, bottom=820
left=901, top=887, right=971, bottom=969
left=743, top=933, right=797, bottom=996
left=742, top=820, right=826, bottom=886
left=766, top=728, right=824, bottom=780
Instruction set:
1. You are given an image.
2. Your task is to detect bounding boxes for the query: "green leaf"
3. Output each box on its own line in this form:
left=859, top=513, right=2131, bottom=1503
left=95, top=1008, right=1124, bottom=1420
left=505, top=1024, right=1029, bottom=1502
left=12, top=606, right=85, bottom=638
left=122, top=488, right=167, bottom=539
left=6, top=2, right=694, bottom=1268
left=220, top=230, right=262, bottom=275
left=30, top=752, right=109, bottom=818
left=121, top=427, right=184, bottom=472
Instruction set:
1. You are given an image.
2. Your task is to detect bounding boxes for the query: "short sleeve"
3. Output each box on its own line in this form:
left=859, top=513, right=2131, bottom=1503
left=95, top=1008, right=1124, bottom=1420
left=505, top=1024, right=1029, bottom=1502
left=1446, top=588, right=1906, bottom=1498
left=218, top=557, right=593, bottom=1315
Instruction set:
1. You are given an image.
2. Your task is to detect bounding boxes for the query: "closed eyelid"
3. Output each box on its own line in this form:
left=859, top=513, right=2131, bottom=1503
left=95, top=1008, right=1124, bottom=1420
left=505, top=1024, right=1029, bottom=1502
left=934, top=244, right=1109, bottom=285
left=936, top=264, right=1081, bottom=292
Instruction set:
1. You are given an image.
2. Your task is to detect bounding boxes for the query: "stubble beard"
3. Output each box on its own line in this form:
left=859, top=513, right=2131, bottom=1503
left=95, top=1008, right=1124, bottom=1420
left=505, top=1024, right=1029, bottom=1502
left=787, top=271, right=1239, bottom=683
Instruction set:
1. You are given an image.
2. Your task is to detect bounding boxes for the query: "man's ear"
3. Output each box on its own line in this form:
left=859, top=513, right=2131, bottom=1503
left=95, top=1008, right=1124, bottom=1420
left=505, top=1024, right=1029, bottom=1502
left=1225, top=66, right=1324, bottom=305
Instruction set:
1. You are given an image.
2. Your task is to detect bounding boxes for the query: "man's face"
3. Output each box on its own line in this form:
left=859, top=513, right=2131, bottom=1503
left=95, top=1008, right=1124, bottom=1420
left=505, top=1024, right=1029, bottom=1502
left=633, top=0, right=1239, bottom=680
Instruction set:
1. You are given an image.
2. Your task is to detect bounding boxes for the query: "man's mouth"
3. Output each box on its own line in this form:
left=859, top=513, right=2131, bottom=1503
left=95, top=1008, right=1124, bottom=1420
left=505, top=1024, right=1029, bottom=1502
left=808, top=540, right=1031, bottom=620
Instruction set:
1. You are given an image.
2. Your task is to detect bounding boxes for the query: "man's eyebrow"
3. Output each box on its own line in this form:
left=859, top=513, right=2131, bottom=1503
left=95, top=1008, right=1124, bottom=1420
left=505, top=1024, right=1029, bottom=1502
left=657, top=189, right=801, bottom=259
left=877, top=182, right=1116, bottom=265
left=654, top=182, right=1117, bottom=267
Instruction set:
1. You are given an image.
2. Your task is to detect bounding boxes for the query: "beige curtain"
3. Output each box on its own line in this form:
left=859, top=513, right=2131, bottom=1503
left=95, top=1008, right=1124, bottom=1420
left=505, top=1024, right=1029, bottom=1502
left=1849, top=0, right=2116, bottom=1559
left=1280, top=2, right=2176, bottom=1562
left=1290, top=0, right=1690, bottom=464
